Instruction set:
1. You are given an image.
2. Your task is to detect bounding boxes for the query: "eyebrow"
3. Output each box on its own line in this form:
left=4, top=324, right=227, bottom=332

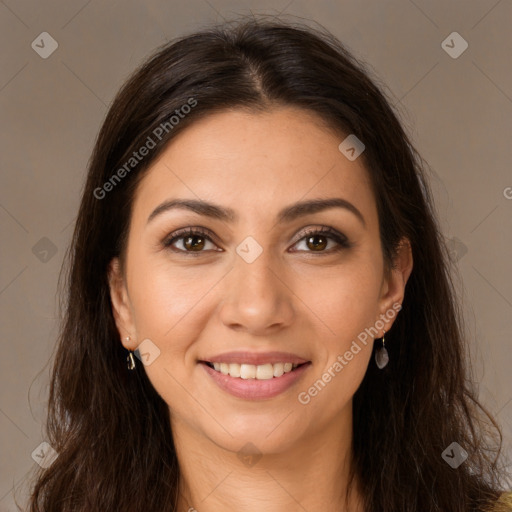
left=147, top=197, right=366, bottom=228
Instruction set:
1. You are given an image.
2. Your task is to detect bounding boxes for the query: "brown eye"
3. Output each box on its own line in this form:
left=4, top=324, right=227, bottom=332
left=163, top=227, right=219, bottom=254
left=163, top=226, right=350, bottom=256
left=182, top=235, right=206, bottom=251
left=291, top=227, right=351, bottom=254
left=305, top=234, right=328, bottom=252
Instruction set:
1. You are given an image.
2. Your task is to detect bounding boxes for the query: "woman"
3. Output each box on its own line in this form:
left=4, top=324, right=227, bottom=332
left=24, top=16, right=511, bottom=512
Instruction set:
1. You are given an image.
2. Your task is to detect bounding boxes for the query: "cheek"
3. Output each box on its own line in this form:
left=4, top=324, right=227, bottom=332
left=129, top=254, right=214, bottom=334
left=127, top=263, right=212, bottom=410
left=296, top=259, right=383, bottom=338
left=293, top=267, right=380, bottom=411
left=295, top=261, right=383, bottom=406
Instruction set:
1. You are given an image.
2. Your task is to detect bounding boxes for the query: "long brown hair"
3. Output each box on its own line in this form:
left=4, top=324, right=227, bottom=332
left=23, top=15, right=510, bottom=511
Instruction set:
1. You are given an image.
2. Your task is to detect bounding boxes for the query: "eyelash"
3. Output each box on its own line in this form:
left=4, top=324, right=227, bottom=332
left=162, top=226, right=351, bottom=256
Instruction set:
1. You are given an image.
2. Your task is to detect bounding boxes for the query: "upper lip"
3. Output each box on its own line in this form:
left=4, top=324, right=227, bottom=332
left=200, top=351, right=310, bottom=366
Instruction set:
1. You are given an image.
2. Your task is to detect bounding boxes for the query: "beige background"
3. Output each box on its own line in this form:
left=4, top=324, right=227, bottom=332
left=1, top=0, right=511, bottom=508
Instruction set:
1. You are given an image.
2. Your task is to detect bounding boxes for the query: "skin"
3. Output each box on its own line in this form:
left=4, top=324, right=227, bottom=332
left=109, top=106, right=413, bottom=512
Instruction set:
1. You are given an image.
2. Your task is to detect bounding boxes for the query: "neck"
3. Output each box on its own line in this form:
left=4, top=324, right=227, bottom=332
left=171, top=406, right=364, bottom=512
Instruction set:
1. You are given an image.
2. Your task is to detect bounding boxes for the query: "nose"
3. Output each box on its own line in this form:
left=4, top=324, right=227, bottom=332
left=218, top=246, right=295, bottom=335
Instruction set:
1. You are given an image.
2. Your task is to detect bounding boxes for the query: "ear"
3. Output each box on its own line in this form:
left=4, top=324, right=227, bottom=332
left=376, top=237, right=413, bottom=334
left=108, top=257, right=137, bottom=351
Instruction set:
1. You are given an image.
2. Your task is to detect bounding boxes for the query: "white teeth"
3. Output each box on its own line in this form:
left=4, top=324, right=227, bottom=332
left=256, top=363, right=274, bottom=380
left=208, top=361, right=300, bottom=379
left=240, top=363, right=256, bottom=379
left=229, top=363, right=241, bottom=378
left=273, top=363, right=284, bottom=377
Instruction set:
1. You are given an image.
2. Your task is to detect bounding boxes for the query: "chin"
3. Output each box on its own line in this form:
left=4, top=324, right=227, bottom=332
left=200, top=415, right=307, bottom=456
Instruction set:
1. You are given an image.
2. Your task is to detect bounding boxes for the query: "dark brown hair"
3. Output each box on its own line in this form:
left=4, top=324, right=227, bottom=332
left=23, top=15, right=510, bottom=512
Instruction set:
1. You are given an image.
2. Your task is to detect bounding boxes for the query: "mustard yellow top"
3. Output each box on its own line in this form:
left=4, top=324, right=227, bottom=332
left=489, top=492, right=512, bottom=511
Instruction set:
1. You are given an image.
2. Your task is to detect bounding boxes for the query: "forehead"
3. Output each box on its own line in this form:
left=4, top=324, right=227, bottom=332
left=131, top=106, right=377, bottom=227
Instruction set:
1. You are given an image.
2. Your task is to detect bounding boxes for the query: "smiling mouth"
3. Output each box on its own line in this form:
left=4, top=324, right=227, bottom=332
left=200, top=361, right=309, bottom=380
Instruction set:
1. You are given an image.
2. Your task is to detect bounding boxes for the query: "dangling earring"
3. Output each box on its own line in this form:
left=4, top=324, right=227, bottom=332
left=375, top=330, right=389, bottom=369
left=125, top=336, right=136, bottom=370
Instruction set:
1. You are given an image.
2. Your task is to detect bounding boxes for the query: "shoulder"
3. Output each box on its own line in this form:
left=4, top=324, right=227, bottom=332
left=490, top=492, right=512, bottom=511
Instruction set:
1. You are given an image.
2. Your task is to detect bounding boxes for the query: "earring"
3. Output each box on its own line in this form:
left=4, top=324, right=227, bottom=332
left=375, top=330, right=389, bottom=369
left=125, top=336, right=136, bottom=370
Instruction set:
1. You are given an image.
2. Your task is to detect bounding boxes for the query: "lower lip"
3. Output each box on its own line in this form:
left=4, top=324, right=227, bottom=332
left=200, top=362, right=311, bottom=400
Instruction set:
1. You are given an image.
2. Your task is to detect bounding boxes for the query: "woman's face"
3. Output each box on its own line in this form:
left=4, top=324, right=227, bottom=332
left=109, top=106, right=412, bottom=455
